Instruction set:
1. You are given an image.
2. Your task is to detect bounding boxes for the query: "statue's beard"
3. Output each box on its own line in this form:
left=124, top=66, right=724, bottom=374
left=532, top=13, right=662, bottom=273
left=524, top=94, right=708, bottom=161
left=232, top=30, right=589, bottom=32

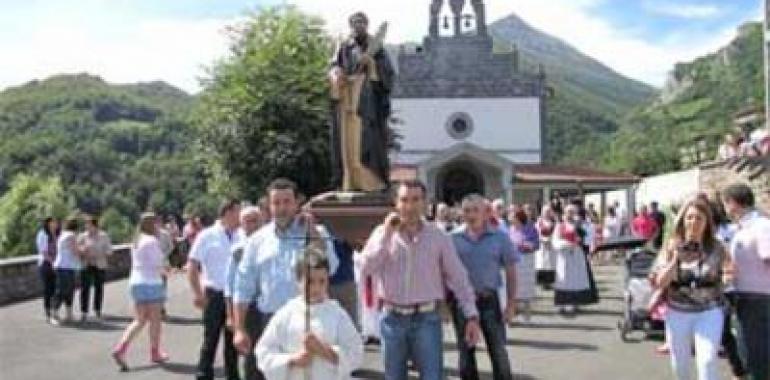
left=354, top=34, right=368, bottom=46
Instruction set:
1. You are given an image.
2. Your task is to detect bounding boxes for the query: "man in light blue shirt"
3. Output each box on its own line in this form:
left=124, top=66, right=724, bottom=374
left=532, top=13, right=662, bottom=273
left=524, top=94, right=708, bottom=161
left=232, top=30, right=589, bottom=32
left=232, top=178, right=338, bottom=357
left=450, top=194, right=519, bottom=380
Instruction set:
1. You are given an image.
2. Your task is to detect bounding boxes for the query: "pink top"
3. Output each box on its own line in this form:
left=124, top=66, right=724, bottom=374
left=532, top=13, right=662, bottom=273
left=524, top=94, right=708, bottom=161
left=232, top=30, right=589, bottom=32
left=730, top=211, right=770, bottom=295
left=359, top=222, right=478, bottom=317
left=129, top=234, right=165, bottom=285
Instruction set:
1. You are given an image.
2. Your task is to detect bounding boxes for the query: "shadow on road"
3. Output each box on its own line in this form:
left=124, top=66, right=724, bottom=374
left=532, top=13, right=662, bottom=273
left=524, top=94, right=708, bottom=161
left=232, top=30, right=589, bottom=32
left=507, top=338, right=598, bottom=351
left=164, top=315, right=202, bottom=326
left=514, top=321, right=612, bottom=332
left=101, top=314, right=133, bottom=323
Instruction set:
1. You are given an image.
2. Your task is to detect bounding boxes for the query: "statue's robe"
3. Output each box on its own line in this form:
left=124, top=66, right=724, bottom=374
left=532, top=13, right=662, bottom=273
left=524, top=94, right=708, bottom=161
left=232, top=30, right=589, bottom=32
left=330, top=36, right=395, bottom=191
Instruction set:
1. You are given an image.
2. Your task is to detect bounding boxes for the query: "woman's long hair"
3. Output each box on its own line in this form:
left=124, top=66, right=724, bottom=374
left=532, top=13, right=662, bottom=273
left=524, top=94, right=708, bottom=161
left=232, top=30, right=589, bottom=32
left=663, top=198, right=720, bottom=259
left=41, top=217, right=58, bottom=240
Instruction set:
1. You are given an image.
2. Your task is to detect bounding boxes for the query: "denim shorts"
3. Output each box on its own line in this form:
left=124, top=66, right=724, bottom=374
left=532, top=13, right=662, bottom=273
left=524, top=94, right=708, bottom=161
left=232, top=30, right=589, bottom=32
left=130, top=284, right=166, bottom=305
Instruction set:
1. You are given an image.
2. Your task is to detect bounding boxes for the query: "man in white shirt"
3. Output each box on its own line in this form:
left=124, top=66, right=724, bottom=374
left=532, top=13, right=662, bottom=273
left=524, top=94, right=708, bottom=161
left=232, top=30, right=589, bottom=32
left=722, top=183, right=770, bottom=380
left=188, top=199, right=242, bottom=380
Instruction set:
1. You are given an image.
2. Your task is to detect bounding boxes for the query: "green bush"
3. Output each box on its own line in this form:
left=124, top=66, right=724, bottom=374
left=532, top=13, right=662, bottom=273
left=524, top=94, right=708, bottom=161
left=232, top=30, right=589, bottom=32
left=0, top=175, right=72, bottom=258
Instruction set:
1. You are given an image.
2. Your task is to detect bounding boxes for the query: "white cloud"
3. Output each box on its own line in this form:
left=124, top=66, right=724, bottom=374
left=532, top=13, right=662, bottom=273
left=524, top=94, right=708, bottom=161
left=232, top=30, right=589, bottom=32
left=0, top=2, right=232, bottom=93
left=642, top=2, right=722, bottom=19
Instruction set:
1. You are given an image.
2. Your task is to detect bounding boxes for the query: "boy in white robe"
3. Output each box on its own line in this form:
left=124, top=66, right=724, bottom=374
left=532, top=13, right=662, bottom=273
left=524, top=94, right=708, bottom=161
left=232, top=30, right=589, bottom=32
left=256, top=247, right=363, bottom=380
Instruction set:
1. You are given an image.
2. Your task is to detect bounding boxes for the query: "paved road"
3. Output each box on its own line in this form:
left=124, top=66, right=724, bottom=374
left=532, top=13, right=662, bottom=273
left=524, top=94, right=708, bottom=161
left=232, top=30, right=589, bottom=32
left=1, top=264, right=731, bottom=379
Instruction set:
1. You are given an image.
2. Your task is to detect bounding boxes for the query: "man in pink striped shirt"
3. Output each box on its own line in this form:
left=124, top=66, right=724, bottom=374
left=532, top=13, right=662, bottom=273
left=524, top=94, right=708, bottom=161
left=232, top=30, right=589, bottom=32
left=359, top=180, right=481, bottom=380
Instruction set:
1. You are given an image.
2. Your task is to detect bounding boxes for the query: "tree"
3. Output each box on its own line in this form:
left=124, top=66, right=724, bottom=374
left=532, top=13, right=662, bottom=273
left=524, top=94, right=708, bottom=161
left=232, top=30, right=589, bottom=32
left=196, top=6, right=334, bottom=201
left=0, top=175, right=72, bottom=258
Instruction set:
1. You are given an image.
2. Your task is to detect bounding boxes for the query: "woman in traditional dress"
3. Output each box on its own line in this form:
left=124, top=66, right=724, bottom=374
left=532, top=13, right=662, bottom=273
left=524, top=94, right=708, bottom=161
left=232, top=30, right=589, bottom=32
left=509, top=208, right=540, bottom=323
left=535, top=205, right=558, bottom=289
left=552, top=205, right=594, bottom=314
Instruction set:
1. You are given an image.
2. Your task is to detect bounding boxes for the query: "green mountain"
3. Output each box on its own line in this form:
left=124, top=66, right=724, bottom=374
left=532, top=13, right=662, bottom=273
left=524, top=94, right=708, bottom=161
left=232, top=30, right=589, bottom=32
left=0, top=74, right=215, bottom=244
left=487, top=13, right=657, bottom=162
left=601, top=22, right=765, bottom=175
left=490, top=13, right=656, bottom=117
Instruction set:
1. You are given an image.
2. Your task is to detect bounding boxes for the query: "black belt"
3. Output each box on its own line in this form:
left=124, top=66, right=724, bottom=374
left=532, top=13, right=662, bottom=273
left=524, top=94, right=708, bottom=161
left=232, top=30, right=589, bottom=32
left=205, top=287, right=224, bottom=294
left=476, top=289, right=498, bottom=300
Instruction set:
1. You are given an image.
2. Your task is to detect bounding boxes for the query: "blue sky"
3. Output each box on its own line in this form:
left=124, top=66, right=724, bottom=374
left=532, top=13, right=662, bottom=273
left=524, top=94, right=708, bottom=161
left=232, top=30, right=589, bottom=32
left=0, top=0, right=763, bottom=93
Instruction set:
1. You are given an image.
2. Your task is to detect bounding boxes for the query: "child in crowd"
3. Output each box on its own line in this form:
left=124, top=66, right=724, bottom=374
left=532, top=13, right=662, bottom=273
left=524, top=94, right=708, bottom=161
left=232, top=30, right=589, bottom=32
left=256, top=248, right=363, bottom=380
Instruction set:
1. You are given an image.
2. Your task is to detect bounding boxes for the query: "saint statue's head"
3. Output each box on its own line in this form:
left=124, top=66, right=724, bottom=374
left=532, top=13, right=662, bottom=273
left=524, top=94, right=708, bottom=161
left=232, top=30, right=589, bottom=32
left=348, top=12, right=369, bottom=38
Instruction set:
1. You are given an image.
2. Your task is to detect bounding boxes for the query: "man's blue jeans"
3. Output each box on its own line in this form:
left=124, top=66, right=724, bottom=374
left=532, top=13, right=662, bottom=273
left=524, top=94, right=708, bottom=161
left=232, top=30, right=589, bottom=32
left=451, top=293, right=513, bottom=380
left=381, top=310, right=443, bottom=380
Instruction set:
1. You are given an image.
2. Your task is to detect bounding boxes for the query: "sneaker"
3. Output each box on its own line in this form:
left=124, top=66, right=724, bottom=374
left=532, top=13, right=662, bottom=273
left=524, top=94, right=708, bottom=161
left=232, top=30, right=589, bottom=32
left=151, top=349, right=169, bottom=364
left=49, top=310, right=61, bottom=326
left=112, top=350, right=129, bottom=372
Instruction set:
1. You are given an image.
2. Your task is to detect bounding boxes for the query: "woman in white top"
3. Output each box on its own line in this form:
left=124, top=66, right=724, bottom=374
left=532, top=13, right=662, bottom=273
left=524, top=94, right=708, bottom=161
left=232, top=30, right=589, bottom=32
left=51, top=217, right=83, bottom=325
left=112, top=213, right=169, bottom=371
left=37, top=217, right=59, bottom=323
left=599, top=206, right=621, bottom=264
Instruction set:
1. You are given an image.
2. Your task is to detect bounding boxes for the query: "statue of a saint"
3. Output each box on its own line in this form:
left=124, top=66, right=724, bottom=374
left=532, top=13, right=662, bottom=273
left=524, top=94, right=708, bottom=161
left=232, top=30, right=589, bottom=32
left=328, top=12, right=395, bottom=192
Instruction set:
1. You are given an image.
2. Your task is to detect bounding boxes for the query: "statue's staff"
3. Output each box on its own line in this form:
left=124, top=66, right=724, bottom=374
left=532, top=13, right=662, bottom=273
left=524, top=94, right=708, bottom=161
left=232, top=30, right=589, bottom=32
left=303, top=222, right=311, bottom=380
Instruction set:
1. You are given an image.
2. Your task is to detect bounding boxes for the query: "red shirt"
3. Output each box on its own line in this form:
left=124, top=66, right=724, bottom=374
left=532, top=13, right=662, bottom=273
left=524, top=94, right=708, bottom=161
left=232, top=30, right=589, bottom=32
left=632, top=214, right=658, bottom=240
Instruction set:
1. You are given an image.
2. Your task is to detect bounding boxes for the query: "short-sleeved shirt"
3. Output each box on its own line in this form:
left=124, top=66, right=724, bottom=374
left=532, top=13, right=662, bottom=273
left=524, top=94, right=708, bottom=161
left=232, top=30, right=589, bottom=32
left=451, top=225, right=519, bottom=292
left=36, top=229, right=56, bottom=265
left=54, top=231, right=81, bottom=270
left=233, top=221, right=338, bottom=313
left=78, top=230, right=112, bottom=269
left=730, top=210, right=770, bottom=295
left=129, top=234, right=165, bottom=285
left=189, top=221, right=240, bottom=291
left=632, top=215, right=658, bottom=240
left=661, top=243, right=727, bottom=312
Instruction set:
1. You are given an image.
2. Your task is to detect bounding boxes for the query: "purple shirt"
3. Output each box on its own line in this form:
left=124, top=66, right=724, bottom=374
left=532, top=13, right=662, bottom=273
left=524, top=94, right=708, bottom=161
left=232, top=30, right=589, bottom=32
left=511, top=223, right=540, bottom=253
left=359, top=221, right=479, bottom=318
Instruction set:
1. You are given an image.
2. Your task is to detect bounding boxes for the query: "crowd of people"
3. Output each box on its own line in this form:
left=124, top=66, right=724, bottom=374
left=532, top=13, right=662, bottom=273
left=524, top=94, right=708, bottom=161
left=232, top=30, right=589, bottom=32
left=716, top=127, right=770, bottom=161
left=36, top=214, right=113, bottom=324
left=32, top=178, right=769, bottom=380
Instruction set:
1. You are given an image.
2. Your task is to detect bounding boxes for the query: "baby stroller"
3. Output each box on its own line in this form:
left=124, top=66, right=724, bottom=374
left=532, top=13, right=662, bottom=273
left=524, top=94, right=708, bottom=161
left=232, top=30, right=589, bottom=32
left=617, top=246, right=664, bottom=341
